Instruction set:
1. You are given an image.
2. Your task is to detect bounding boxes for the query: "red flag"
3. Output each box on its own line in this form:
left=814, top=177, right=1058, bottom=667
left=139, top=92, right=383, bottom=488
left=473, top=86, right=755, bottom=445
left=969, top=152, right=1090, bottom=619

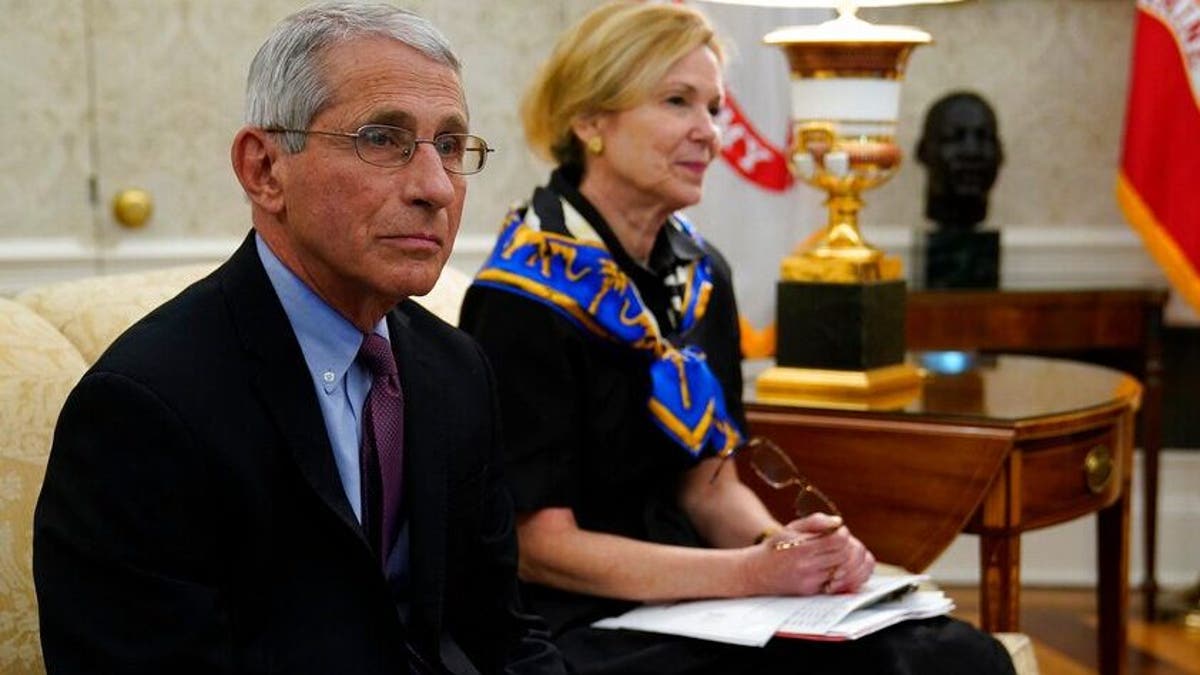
left=715, top=94, right=794, bottom=192
left=1117, top=0, right=1200, bottom=314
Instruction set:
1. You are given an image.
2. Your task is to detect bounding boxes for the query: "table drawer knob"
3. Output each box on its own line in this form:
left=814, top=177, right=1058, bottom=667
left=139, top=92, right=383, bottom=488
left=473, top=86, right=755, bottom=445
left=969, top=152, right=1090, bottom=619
left=1084, top=444, right=1113, bottom=494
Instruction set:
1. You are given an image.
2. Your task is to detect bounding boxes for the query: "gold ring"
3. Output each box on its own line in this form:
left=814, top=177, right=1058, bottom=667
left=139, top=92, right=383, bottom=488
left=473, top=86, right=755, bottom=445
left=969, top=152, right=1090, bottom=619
left=822, top=565, right=838, bottom=592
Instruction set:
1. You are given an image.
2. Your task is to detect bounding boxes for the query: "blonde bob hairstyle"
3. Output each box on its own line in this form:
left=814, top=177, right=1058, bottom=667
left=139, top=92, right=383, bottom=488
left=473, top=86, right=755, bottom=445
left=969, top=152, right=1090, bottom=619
left=521, top=1, right=726, bottom=166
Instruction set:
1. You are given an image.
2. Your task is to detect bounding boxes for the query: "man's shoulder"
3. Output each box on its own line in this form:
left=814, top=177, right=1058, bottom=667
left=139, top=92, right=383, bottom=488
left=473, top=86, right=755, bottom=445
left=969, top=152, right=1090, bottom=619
left=92, top=270, right=232, bottom=378
left=397, top=297, right=465, bottom=337
left=392, top=299, right=496, bottom=421
left=395, top=298, right=486, bottom=363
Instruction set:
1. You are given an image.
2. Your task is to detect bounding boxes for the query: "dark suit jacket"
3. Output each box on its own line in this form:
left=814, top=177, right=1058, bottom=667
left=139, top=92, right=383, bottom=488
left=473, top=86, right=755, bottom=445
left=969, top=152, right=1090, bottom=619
left=33, top=233, right=564, bottom=675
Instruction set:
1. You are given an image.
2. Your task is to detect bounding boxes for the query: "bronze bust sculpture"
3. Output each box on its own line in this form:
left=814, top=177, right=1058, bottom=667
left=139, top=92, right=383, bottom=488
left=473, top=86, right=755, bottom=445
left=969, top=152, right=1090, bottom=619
left=916, top=91, right=1003, bottom=229
left=914, top=91, right=1004, bottom=287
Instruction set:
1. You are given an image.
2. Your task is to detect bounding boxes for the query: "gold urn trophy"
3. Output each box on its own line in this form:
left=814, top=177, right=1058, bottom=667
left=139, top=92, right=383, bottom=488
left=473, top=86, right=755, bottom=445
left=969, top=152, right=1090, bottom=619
left=754, top=5, right=932, bottom=406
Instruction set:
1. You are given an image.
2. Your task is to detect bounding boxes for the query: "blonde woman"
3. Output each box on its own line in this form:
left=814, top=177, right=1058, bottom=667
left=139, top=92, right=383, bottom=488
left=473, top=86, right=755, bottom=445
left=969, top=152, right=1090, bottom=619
left=461, top=2, right=1015, bottom=673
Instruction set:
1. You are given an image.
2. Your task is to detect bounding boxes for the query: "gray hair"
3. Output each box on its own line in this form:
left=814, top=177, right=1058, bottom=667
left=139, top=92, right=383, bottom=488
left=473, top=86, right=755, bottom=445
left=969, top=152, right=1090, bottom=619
left=245, top=2, right=461, bottom=153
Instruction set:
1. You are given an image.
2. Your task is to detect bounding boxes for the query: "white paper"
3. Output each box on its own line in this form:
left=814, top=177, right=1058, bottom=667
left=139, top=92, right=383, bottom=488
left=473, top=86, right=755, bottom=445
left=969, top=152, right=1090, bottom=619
left=592, top=573, right=931, bottom=647
left=594, top=595, right=808, bottom=647
left=778, top=591, right=954, bottom=641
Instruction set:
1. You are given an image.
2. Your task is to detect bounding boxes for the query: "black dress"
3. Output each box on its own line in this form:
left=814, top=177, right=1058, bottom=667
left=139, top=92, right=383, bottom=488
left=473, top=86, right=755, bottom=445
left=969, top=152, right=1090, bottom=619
left=460, top=166, right=1016, bottom=675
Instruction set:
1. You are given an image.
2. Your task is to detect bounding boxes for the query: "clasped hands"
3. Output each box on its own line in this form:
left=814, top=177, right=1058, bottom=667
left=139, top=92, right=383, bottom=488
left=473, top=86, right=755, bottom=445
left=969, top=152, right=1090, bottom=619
left=746, top=512, right=875, bottom=597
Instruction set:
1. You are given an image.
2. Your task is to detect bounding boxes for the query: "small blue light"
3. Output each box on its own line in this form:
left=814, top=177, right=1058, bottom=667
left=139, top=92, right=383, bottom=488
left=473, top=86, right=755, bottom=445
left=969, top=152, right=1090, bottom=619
left=920, top=351, right=973, bottom=375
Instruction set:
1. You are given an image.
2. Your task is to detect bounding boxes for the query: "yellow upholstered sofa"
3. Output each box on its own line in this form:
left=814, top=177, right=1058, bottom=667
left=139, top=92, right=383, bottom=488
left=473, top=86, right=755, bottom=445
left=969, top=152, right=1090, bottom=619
left=0, top=262, right=1034, bottom=674
left=0, top=298, right=86, bottom=672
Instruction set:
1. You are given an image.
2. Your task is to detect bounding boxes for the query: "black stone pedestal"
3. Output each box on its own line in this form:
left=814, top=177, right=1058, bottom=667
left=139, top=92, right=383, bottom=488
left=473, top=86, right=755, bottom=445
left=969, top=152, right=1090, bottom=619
left=914, top=228, right=1001, bottom=289
left=776, top=280, right=907, bottom=371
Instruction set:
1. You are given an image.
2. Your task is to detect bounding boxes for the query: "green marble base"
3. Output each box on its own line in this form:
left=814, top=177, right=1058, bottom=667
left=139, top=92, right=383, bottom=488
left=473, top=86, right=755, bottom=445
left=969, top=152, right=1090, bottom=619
left=775, top=279, right=907, bottom=371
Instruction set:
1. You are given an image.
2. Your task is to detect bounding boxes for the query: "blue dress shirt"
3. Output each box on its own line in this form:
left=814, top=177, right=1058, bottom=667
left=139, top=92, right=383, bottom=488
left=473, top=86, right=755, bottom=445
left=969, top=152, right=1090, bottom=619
left=255, top=234, right=386, bottom=523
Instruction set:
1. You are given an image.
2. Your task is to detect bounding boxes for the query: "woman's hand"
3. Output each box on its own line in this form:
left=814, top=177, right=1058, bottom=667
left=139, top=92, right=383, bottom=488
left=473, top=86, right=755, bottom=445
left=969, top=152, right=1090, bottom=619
left=741, top=513, right=875, bottom=596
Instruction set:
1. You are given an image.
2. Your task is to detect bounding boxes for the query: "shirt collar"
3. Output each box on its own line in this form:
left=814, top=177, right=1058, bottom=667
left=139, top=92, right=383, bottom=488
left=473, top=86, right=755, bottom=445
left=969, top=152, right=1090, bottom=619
left=255, top=233, right=388, bottom=393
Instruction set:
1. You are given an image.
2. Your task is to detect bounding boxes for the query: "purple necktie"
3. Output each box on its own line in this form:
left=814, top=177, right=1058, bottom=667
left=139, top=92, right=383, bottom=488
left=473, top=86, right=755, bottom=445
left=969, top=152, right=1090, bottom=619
left=358, top=333, right=404, bottom=566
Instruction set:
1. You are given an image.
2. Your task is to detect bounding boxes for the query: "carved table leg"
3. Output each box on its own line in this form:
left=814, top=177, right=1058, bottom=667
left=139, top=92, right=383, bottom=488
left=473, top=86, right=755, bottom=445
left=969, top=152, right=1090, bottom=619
left=977, top=454, right=1021, bottom=632
left=979, top=533, right=1022, bottom=631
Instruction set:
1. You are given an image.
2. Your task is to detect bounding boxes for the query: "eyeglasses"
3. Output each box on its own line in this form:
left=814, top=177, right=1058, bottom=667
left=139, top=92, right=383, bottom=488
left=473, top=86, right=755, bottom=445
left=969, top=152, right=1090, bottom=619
left=745, top=437, right=840, bottom=520
left=715, top=437, right=842, bottom=542
left=265, top=124, right=494, bottom=175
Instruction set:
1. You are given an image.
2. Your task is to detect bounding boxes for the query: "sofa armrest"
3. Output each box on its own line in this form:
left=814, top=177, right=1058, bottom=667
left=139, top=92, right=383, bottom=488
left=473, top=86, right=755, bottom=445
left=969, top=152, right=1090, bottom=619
left=0, top=297, right=88, bottom=674
left=15, top=264, right=216, bottom=364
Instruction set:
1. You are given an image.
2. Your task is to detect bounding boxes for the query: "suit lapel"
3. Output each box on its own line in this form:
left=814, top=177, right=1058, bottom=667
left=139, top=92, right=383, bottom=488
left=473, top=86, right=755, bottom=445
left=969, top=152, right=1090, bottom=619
left=387, top=306, right=448, bottom=629
left=220, top=234, right=366, bottom=543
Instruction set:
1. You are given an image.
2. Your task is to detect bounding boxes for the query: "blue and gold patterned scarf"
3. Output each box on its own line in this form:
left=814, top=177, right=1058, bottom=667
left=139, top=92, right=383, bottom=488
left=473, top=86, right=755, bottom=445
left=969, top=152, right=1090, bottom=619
left=473, top=190, right=743, bottom=460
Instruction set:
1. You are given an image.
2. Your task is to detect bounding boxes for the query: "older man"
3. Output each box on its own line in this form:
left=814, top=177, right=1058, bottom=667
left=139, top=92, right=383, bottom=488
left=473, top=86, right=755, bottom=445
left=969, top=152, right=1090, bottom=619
left=33, top=4, right=565, bottom=673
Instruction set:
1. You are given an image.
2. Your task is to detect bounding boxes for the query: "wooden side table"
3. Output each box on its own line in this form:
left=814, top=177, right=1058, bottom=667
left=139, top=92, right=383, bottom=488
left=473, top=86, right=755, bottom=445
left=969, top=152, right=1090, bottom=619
left=743, top=355, right=1142, bottom=675
left=906, top=288, right=1168, bottom=619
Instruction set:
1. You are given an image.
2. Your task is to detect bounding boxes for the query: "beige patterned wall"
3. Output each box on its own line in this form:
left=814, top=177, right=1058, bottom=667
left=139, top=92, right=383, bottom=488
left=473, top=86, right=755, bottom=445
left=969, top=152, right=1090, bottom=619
left=88, top=1, right=288, bottom=245
left=0, top=1, right=92, bottom=241
left=0, top=0, right=1145, bottom=261
left=0, top=0, right=598, bottom=248
left=862, top=0, right=1136, bottom=231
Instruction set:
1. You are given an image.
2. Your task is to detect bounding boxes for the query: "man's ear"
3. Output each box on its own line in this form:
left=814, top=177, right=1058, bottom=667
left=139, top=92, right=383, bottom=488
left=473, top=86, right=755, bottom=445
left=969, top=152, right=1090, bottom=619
left=231, top=127, right=286, bottom=214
